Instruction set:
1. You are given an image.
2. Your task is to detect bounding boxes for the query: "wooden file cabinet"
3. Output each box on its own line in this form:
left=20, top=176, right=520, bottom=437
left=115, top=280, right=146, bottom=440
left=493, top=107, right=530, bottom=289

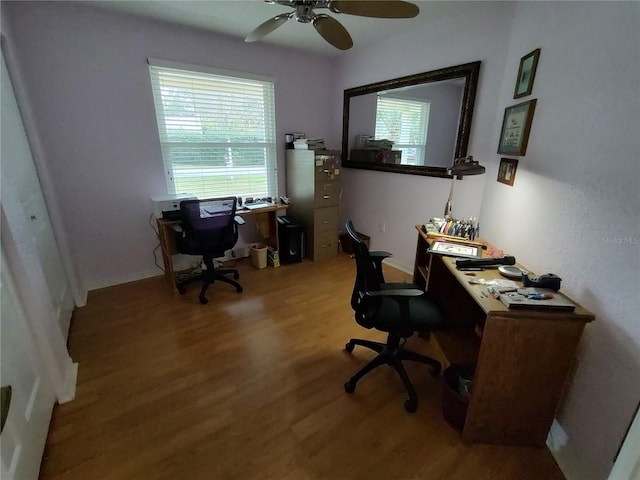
left=412, top=226, right=594, bottom=447
left=286, top=150, right=341, bottom=261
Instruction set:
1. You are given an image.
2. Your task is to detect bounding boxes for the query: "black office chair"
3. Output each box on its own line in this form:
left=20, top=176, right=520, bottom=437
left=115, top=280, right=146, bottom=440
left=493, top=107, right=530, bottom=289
left=174, top=197, right=244, bottom=304
left=343, top=220, right=449, bottom=412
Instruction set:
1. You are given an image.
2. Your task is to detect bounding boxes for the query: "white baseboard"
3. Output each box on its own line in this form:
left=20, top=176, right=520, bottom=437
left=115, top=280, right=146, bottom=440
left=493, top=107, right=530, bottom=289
left=57, top=361, right=78, bottom=404
left=382, top=257, right=413, bottom=276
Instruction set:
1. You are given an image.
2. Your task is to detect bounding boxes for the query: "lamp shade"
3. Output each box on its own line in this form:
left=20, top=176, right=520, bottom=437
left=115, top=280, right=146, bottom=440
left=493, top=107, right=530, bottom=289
left=450, top=155, right=485, bottom=176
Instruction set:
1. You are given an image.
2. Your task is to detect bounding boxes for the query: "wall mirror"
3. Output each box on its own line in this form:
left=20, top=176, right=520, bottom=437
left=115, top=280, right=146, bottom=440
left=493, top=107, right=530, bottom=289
left=341, top=61, right=480, bottom=177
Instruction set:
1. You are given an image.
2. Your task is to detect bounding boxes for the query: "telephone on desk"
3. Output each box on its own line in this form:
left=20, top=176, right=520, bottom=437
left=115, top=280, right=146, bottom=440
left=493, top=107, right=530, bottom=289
left=523, top=273, right=562, bottom=291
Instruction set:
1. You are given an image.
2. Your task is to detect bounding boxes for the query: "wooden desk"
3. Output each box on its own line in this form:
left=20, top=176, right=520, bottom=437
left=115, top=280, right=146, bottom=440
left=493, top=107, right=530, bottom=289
left=412, top=226, right=594, bottom=447
left=157, top=203, right=288, bottom=294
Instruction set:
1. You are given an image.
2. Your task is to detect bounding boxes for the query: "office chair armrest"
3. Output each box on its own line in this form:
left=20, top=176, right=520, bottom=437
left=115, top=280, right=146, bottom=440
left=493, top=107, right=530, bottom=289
left=370, top=250, right=392, bottom=259
left=366, top=288, right=423, bottom=297
left=234, top=215, right=245, bottom=225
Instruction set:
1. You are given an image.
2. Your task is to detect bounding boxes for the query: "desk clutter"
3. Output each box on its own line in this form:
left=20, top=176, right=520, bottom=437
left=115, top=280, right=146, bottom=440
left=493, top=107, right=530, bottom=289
left=412, top=225, right=594, bottom=446
left=427, top=217, right=480, bottom=241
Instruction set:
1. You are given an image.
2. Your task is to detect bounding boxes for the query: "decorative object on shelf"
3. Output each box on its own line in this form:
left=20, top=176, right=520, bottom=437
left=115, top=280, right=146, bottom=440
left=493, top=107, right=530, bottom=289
left=497, top=158, right=518, bottom=186
left=497, top=99, right=537, bottom=156
left=444, top=156, right=486, bottom=217
left=514, top=48, right=541, bottom=99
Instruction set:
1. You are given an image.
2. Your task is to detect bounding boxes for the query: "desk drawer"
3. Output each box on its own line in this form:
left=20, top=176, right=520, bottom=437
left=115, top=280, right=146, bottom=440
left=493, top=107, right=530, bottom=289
left=314, top=206, right=339, bottom=233
left=314, top=182, right=340, bottom=207
left=313, top=230, right=338, bottom=261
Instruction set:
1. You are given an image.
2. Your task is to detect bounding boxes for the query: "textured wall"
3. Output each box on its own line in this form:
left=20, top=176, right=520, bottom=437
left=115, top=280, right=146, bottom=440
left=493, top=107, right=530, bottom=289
left=478, top=3, right=640, bottom=479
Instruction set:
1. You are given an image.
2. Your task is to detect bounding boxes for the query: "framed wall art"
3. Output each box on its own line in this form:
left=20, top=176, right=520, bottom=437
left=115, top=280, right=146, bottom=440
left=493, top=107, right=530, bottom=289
left=514, top=48, right=540, bottom=99
left=497, top=158, right=518, bottom=186
left=497, top=99, right=537, bottom=156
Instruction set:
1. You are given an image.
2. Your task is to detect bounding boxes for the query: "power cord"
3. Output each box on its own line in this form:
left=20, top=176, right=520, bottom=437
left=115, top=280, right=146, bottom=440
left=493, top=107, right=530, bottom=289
left=149, top=214, right=165, bottom=273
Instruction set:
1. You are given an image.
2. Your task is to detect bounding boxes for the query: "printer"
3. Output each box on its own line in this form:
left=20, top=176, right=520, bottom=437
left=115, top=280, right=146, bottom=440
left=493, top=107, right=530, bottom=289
left=150, top=193, right=197, bottom=220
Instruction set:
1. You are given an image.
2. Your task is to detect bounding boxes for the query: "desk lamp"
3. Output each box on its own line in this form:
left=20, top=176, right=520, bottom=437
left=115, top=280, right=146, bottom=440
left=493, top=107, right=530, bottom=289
left=444, top=156, right=485, bottom=217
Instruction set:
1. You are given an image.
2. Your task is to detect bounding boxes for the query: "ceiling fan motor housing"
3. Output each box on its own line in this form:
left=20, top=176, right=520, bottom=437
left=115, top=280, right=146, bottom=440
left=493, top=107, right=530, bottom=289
left=295, top=4, right=315, bottom=23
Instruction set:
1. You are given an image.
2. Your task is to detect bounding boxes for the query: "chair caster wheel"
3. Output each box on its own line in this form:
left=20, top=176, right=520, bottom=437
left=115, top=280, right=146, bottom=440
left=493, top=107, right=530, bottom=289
left=345, top=342, right=355, bottom=353
left=404, top=399, right=418, bottom=413
left=236, top=286, right=243, bottom=293
left=430, top=364, right=442, bottom=377
left=199, top=296, right=208, bottom=305
left=177, top=286, right=186, bottom=294
left=344, top=380, right=356, bottom=394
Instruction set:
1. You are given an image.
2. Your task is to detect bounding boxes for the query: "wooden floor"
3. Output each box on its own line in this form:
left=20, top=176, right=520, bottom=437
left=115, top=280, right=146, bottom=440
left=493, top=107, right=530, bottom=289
left=40, top=254, right=565, bottom=480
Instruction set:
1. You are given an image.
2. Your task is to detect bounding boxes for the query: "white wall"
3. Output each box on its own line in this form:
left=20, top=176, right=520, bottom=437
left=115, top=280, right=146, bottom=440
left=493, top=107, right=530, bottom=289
left=1, top=1, right=339, bottom=290
left=479, top=3, right=640, bottom=479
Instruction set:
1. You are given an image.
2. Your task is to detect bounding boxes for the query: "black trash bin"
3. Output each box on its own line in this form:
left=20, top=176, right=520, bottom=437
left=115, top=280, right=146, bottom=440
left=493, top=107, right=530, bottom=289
left=277, top=216, right=303, bottom=264
left=441, top=364, right=475, bottom=432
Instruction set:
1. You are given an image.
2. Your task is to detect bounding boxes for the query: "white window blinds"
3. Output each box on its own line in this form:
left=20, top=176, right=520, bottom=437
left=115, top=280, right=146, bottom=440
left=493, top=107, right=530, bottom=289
left=148, top=59, right=277, bottom=199
left=375, top=97, right=430, bottom=166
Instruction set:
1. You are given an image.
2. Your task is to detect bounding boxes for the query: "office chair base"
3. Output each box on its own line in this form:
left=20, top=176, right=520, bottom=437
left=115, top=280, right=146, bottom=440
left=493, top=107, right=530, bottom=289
left=344, top=334, right=441, bottom=413
left=176, top=267, right=243, bottom=305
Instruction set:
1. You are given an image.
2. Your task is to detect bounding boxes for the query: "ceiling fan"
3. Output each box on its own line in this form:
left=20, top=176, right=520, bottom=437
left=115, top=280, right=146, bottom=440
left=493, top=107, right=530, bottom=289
left=245, top=0, right=420, bottom=51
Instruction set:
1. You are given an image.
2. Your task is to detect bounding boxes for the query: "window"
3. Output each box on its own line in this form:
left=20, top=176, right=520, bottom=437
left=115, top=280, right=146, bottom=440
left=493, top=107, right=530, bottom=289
left=148, top=58, right=277, bottom=199
left=375, top=97, right=430, bottom=166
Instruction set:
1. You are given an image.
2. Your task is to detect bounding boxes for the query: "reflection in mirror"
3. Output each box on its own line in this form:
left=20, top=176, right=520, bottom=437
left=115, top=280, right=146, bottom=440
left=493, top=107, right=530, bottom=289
left=342, top=61, right=480, bottom=177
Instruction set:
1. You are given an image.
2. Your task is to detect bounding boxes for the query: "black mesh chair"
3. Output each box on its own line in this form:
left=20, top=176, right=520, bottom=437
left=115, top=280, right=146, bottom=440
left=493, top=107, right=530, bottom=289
left=174, top=197, right=244, bottom=304
left=343, top=220, right=449, bottom=412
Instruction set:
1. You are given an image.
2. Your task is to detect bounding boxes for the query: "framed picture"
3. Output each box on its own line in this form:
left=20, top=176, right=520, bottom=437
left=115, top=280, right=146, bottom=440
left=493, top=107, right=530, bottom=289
left=427, top=241, right=481, bottom=258
left=497, top=158, right=518, bottom=186
left=514, top=48, right=540, bottom=99
left=497, top=99, right=537, bottom=156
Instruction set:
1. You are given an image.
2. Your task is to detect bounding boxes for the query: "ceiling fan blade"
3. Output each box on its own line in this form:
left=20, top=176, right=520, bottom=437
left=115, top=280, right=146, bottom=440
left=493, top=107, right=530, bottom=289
left=313, top=14, right=353, bottom=50
left=330, top=0, right=419, bottom=18
left=245, top=13, right=292, bottom=43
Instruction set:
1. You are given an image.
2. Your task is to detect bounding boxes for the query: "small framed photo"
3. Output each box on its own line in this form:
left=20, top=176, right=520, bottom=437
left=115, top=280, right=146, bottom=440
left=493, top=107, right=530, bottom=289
left=497, top=99, right=537, bottom=156
left=514, top=48, right=540, bottom=99
left=428, top=241, right=481, bottom=258
left=497, top=158, right=518, bottom=186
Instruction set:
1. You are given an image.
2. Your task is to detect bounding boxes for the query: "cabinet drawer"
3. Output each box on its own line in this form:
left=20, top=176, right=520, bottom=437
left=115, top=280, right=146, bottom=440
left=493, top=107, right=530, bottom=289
left=314, top=206, right=339, bottom=233
left=314, top=230, right=338, bottom=261
left=314, top=155, right=341, bottom=183
left=314, top=182, right=340, bottom=207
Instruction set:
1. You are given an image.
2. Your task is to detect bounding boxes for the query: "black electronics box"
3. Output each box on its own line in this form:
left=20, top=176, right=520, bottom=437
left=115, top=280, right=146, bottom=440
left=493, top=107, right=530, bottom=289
left=277, top=216, right=303, bottom=264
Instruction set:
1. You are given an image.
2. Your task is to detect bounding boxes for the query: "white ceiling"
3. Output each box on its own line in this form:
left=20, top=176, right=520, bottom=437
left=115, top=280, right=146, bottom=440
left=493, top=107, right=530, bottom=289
left=88, top=0, right=441, bottom=56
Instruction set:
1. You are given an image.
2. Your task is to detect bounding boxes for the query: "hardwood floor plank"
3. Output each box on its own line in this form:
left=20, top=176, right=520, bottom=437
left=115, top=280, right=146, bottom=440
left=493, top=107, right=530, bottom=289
left=40, top=255, right=564, bottom=479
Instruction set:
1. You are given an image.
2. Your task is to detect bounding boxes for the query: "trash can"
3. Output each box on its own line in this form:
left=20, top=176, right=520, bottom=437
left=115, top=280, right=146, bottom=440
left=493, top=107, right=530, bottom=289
left=277, top=216, right=303, bottom=264
left=441, top=364, right=475, bottom=432
left=250, top=243, right=268, bottom=269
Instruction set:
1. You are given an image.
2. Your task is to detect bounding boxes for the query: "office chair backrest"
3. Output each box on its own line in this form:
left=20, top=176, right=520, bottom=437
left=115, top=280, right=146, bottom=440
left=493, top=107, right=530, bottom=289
left=180, top=197, right=238, bottom=255
left=346, top=221, right=382, bottom=329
